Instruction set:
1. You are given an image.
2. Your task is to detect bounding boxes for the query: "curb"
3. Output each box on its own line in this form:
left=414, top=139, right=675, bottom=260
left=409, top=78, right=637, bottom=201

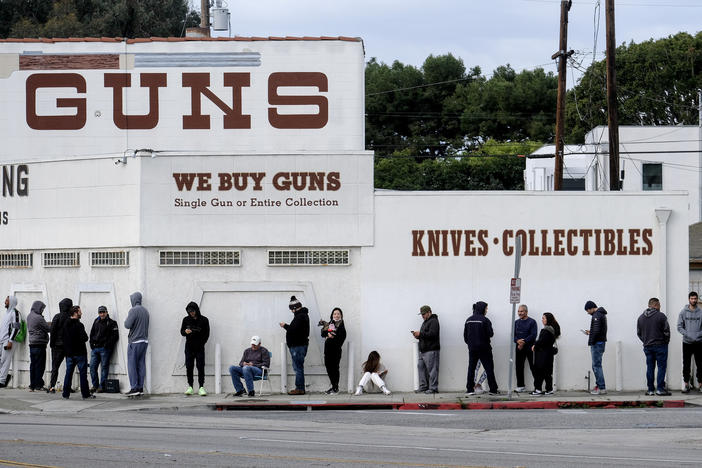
left=211, top=399, right=686, bottom=411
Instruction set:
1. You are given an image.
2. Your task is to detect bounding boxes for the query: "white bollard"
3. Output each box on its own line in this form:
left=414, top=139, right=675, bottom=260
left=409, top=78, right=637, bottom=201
left=280, top=342, right=287, bottom=394
left=412, top=341, right=419, bottom=391
left=615, top=341, right=623, bottom=391
left=215, top=343, right=221, bottom=395
left=346, top=341, right=354, bottom=393
left=145, top=345, right=151, bottom=393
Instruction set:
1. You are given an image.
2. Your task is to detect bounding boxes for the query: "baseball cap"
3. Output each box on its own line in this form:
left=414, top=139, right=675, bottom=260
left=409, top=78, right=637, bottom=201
left=251, top=335, right=261, bottom=346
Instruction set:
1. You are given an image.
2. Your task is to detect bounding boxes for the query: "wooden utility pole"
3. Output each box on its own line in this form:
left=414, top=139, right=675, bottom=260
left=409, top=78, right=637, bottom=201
left=552, top=0, right=573, bottom=190
left=200, top=0, right=210, bottom=35
left=606, top=0, right=620, bottom=190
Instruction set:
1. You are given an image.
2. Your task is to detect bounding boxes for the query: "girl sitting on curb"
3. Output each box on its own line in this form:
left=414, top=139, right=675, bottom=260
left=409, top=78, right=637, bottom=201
left=354, top=350, right=391, bottom=395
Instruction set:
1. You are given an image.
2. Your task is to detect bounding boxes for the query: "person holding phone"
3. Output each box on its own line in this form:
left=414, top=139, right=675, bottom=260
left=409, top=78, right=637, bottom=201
left=411, top=305, right=440, bottom=394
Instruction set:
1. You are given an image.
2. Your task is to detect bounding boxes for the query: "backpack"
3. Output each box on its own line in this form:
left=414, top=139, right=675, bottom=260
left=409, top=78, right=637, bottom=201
left=12, top=310, right=27, bottom=343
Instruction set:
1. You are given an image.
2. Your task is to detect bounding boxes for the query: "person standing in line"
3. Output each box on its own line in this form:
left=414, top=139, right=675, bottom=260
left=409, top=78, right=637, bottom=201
left=321, top=307, right=346, bottom=395
left=47, top=298, right=73, bottom=393
left=124, top=292, right=149, bottom=396
left=531, top=312, right=560, bottom=396
left=27, top=300, right=51, bottom=391
left=62, top=306, right=94, bottom=399
left=0, top=295, right=21, bottom=388
left=464, top=301, right=499, bottom=396
left=354, top=350, right=391, bottom=396
left=514, top=304, right=537, bottom=393
left=584, top=300, right=608, bottom=395
left=411, top=305, right=440, bottom=394
left=279, top=296, right=309, bottom=395
left=677, top=291, right=702, bottom=393
left=180, top=301, right=210, bottom=396
left=89, top=306, right=119, bottom=393
left=638, top=297, right=671, bottom=396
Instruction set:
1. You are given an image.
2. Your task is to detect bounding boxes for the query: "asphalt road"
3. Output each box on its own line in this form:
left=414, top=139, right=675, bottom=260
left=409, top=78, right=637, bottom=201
left=1, top=408, right=702, bottom=467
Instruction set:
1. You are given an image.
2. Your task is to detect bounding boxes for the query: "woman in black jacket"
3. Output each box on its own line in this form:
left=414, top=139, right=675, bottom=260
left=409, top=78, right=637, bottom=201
left=321, top=307, right=346, bottom=395
left=531, top=312, right=560, bottom=396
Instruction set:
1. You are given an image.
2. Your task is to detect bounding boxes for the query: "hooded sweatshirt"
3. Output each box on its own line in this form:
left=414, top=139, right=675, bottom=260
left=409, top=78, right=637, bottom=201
left=588, top=306, right=608, bottom=346
left=63, top=315, right=88, bottom=357
left=463, top=311, right=493, bottom=351
left=677, top=303, right=702, bottom=344
left=89, top=313, right=119, bottom=350
left=284, top=307, right=310, bottom=347
left=418, top=313, right=440, bottom=352
left=0, top=295, right=20, bottom=346
left=27, top=300, right=50, bottom=346
left=637, top=307, right=670, bottom=347
left=124, top=292, right=149, bottom=343
left=49, top=298, right=73, bottom=348
left=180, top=301, right=210, bottom=352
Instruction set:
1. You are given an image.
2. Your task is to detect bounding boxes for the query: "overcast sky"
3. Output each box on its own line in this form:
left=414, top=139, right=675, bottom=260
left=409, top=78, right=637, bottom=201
left=208, top=0, right=700, bottom=86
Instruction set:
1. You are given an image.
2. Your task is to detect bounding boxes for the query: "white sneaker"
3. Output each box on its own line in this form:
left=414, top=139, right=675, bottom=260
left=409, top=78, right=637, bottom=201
left=590, top=387, right=607, bottom=395
left=381, top=386, right=391, bottom=395
left=515, top=386, right=526, bottom=393
left=544, top=390, right=555, bottom=395
left=354, top=386, right=363, bottom=396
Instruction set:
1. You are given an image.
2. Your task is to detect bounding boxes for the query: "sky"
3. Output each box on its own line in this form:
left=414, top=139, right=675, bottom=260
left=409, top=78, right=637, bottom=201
left=205, top=0, right=701, bottom=86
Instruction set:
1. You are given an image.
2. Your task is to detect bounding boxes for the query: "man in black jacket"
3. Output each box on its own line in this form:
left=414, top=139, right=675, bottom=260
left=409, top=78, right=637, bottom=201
left=62, top=306, right=93, bottom=399
left=279, top=296, right=309, bottom=395
left=637, top=297, right=671, bottom=396
left=89, top=306, right=119, bottom=393
left=180, top=302, right=210, bottom=396
left=584, top=300, right=608, bottom=395
left=412, top=305, right=440, bottom=394
left=47, top=297, right=73, bottom=393
left=464, top=301, right=499, bottom=395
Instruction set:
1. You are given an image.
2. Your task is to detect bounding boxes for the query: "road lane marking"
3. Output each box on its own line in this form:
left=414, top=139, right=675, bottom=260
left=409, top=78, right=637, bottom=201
left=0, top=459, right=59, bottom=468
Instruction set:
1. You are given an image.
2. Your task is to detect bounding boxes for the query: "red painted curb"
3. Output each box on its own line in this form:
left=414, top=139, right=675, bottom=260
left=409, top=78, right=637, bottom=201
left=398, top=403, right=462, bottom=410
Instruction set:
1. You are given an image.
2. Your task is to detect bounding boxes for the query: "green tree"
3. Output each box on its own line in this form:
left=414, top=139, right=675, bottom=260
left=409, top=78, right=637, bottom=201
left=566, top=31, right=702, bottom=143
left=1, top=0, right=200, bottom=38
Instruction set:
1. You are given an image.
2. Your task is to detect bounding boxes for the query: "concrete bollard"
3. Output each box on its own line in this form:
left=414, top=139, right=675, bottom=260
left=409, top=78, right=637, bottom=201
left=280, top=342, right=287, bottom=394
left=346, top=341, right=354, bottom=393
left=215, top=343, right=221, bottom=394
left=615, top=341, right=623, bottom=392
left=412, top=341, right=419, bottom=391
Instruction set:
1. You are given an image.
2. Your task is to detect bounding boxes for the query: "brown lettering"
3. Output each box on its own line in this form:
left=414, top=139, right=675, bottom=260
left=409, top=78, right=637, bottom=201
left=540, top=229, right=552, bottom=256
left=268, top=72, right=328, bottom=129
left=196, top=173, right=212, bottom=191
left=173, top=173, right=197, bottom=191
left=642, top=228, right=653, bottom=255
left=182, top=72, right=251, bottom=129
left=412, top=230, right=426, bottom=256
left=502, top=230, right=514, bottom=256
left=616, top=228, right=628, bottom=255
left=104, top=73, right=166, bottom=129
left=218, top=173, right=232, bottom=190
left=26, top=73, right=86, bottom=130
left=250, top=172, right=265, bottom=191
left=528, top=229, right=540, bottom=255
left=629, top=229, right=641, bottom=255
left=308, top=172, right=325, bottom=191
left=580, top=229, right=593, bottom=255
left=326, top=172, right=341, bottom=191
left=603, top=229, right=616, bottom=255
left=594, top=229, right=603, bottom=255
left=440, top=230, right=449, bottom=256
left=450, top=230, right=463, bottom=256
left=427, top=230, right=441, bottom=256
left=566, top=229, right=578, bottom=255
left=464, top=230, right=476, bottom=256
left=273, top=172, right=291, bottom=190
left=553, top=229, right=565, bottom=256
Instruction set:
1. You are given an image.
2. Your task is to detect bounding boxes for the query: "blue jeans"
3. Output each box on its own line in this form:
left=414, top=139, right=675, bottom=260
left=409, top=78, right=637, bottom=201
left=29, top=345, right=47, bottom=390
left=229, top=365, right=262, bottom=392
left=289, top=345, right=308, bottom=390
left=643, top=344, right=668, bottom=392
left=63, top=355, right=90, bottom=398
left=90, top=347, right=112, bottom=389
left=590, top=342, right=606, bottom=390
left=127, top=342, right=148, bottom=391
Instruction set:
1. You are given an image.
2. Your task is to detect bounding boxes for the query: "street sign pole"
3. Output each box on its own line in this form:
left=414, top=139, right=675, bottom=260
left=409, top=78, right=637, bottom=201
left=507, top=237, right=522, bottom=399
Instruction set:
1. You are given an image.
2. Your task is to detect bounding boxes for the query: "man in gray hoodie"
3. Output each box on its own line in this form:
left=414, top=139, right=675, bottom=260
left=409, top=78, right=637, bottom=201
left=0, top=295, right=21, bottom=388
left=677, top=291, right=702, bottom=393
left=637, top=297, right=671, bottom=396
left=124, top=292, right=149, bottom=396
left=27, top=300, right=51, bottom=391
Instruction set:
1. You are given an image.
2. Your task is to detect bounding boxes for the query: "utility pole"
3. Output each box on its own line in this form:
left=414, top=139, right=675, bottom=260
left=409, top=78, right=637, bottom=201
left=200, top=0, right=211, bottom=37
left=606, top=0, right=620, bottom=190
left=552, top=0, right=573, bottom=190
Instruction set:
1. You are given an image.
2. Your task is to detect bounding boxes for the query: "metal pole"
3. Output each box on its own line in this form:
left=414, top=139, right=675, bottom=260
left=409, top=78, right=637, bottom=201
left=507, top=237, right=522, bottom=399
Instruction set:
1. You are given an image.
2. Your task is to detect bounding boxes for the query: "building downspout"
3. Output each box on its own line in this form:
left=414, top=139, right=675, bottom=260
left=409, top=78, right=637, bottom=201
left=655, top=208, right=672, bottom=389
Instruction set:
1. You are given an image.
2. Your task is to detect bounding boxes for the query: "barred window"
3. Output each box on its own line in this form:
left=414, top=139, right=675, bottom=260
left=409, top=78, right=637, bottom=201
left=267, top=249, right=350, bottom=266
left=43, top=251, right=80, bottom=268
left=91, top=251, right=129, bottom=267
left=159, top=250, right=240, bottom=266
left=0, top=252, right=33, bottom=268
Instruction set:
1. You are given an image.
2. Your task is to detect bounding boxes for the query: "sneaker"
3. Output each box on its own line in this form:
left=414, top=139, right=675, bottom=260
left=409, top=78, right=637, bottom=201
left=354, top=386, right=363, bottom=396
left=89, top=387, right=97, bottom=394
left=474, top=387, right=485, bottom=395
left=381, top=386, right=391, bottom=395
left=590, top=387, right=607, bottom=395
left=515, top=386, right=526, bottom=393
left=544, top=390, right=555, bottom=395
left=82, top=394, right=96, bottom=400
left=414, top=388, right=427, bottom=393
left=287, top=389, right=305, bottom=395
left=47, top=387, right=56, bottom=394
left=125, top=388, right=140, bottom=396
left=323, top=387, right=337, bottom=395
left=645, top=390, right=655, bottom=396
left=184, top=386, right=194, bottom=395
left=655, top=390, right=672, bottom=396
left=465, top=391, right=476, bottom=396
left=530, top=389, right=542, bottom=396
left=28, top=387, right=35, bottom=392
left=198, top=387, right=207, bottom=396
left=488, top=390, right=501, bottom=395
left=96, top=388, right=104, bottom=393
left=247, top=390, right=255, bottom=397
left=424, top=389, right=437, bottom=394
left=233, top=389, right=245, bottom=397
left=682, top=382, right=691, bottom=393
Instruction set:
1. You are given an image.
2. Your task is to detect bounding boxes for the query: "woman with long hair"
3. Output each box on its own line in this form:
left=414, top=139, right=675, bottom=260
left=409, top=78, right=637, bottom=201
left=354, top=350, right=391, bottom=395
left=321, top=307, right=347, bottom=395
left=530, top=312, right=561, bottom=396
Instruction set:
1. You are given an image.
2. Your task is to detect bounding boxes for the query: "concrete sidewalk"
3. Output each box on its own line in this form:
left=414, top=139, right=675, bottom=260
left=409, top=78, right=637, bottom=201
left=1, top=387, right=701, bottom=413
